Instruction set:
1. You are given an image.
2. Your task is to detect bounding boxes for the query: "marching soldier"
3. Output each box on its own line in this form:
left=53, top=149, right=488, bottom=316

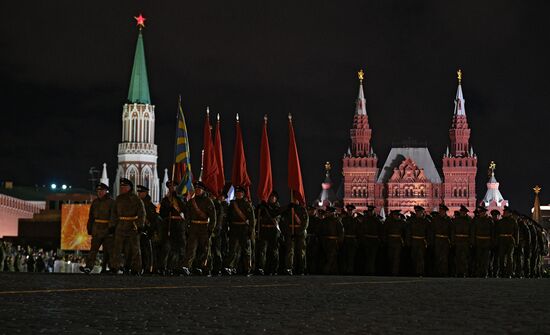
left=451, top=205, right=474, bottom=277
left=495, top=207, right=519, bottom=278
left=136, top=185, right=160, bottom=274
left=489, top=209, right=501, bottom=277
left=514, top=214, right=531, bottom=278
left=159, top=180, right=187, bottom=275
left=472, top=206, right=494, bottom=278
left=209, top=192, right=226, bottom=276
left=255, top=191, right=282, bottom=275
left=357, top=205, right=383, bottom=275
left=306, top=206, right=322, bottom=275
left=110, top=178, right=146, bottom=275
left=407, top=205, right=431, bottom=277
left=526, top=219, right=538, bottom=278
left=223, top=186, right=256, bottom=276
left=339, top=204, right=358, bottom=275
left=181, top=181, right=216, bottom=276
left=319, top=206, right=343, bottom=274
left=432, top=204, right=452, bottom=277
left=385, top=210, right=405, bottom=276
left=281, top=197, right=309, bottom=275
left=80, top=183, right=115, bottom=274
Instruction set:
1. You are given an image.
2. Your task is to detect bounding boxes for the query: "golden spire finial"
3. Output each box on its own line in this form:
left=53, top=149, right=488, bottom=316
left=534, top=185, right=541, bottom=194
left=489, top=161, right=496, bottom=173
left=358, top=69, right=364, bottom=83
left=457, top=69, right=463, bottom=84
left=325, top=161, right=332, bottom=171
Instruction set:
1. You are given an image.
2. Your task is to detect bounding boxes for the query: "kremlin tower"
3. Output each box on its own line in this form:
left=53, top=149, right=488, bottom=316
left=114, top=15, right=160, bottom=203
left=480, top=161, right=508, bottom=212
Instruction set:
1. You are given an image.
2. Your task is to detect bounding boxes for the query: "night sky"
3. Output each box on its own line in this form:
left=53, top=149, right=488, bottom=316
left=1, top=1, right=549, bottom=212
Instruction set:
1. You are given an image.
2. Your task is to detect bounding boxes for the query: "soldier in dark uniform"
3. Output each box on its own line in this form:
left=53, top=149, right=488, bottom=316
left=110, top=178, right=146, bottom=274
left=319, top=207, right=343, bottom=274
left=80, top=183, right=115, bottom=274
left=306, top=207, right=322, bottom=275
left=488, top=209, right=501, bottom=277
left=255, top=191, right=282, bottom=275
left=384, top=210, right=405, bottom=275
left=136, top=185, right=160, bottom=274
left=451, top=205, right=473, bottom=277
left=208, top=192, right=225, bottom=276
left=338, top=204, right=358, bottom=275
left=514, top=214, right=531, bottom=278
left=406, top=206, right=430, bottom=277
left=181, top=181, right=216, bottom=276
left=538, top=228, right=549, bottom=278
left=526, top=219, right=538, bottom=278
left=159, top=180, right=186, bottom=275
left=223, top=186, right=256, bottom=276
left=281, top=198, right=309, bottom=275
left=357, top=205, right=383, bottom=275
left=431, top=204, right=451, bottom=277
left=495, top=207, right=519, bottom=278
left=472, top=206, right=494, bottom=278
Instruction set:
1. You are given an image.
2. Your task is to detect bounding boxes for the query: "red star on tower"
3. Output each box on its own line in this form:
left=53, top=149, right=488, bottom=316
left=134, top=14, right=146, bottom=29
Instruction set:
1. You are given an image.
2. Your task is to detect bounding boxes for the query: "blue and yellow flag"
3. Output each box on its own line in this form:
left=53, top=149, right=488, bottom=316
left=173, top=97, right=194, bottom=195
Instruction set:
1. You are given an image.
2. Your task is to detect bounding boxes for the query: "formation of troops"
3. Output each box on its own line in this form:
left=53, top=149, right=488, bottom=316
left=80, top=179, right=549, bottom=278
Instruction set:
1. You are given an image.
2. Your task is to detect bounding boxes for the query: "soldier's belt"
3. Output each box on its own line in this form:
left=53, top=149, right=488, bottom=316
left=388, top=234, right=402, bottom=238
left=412, top=236, right=425, bottom=240
left=119, top=216, right=138, bottom=221
left=435, top=234, right=449, bottom=239
left=455, top=234, right=469, bottom=238
left=94, top=219, right=110, bottom=223
left=499, top=234, right=513, bottom=237
left=363, top=234, right=379, bottom=239
left=170, top=216, right=184, bottom=220
left=191, top=220, right=209, bottom=224
left=231, top=221, right=248, bottom=225
left=476, top=236, right=491, bottom=240
left=344, top=235, right=356, bottom=239
left=323, top=236, right=339, bottom=240
left=262, top=224, right=276, bottom=228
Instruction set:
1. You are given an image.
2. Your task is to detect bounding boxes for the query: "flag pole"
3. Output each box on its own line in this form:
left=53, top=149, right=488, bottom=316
left=289, top=113, right=295, bottom=237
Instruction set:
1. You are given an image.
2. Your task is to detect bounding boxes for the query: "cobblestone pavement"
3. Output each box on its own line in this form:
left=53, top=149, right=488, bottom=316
left=0, top=273, right=548, bottom=334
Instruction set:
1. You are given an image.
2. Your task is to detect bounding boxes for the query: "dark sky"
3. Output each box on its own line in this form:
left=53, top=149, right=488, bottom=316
left=1, top=1, right=549, bottom=212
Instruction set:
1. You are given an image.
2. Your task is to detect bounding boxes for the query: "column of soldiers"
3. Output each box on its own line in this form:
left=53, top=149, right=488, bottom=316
left=82, top=179, right=549, bottom=277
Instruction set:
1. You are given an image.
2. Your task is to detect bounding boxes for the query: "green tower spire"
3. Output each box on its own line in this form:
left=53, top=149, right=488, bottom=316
left=127, top=30, right=151, bottom=104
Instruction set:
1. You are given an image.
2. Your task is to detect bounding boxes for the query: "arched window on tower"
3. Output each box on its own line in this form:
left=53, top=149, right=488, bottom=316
left=458, top=189, right=462, bottom=197
left=352, top=188, right=357, bottom=198
left=128, top=166, right=138, bottom=187
left=394, top=187, right=399, bottom=197
left=453, top=188, right=458, bottom=197
left=420, top=187, right=425, bottom=197
left=434, top=188, right=438, bottom=198
left=143, top=168, right=151, bottom=189
left=463, top=188, right=468, bottom=197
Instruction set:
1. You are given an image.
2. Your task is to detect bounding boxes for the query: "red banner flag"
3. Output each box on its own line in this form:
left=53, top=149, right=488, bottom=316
left=214, top=113, right=225, bottom=195
left=257, top=115, right=273, bottom=202
left=231, top=114, right=251, bottom=195
left=202, top=108, right=219, bottom=195
left=287, top=114, right=306, bottom=205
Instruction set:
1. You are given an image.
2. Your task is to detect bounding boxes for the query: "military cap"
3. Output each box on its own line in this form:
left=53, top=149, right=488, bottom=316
left=120, top=178, right=133, bottom=188
left=270, top=191, right=279, bottom=199
left=96, top=183, right=109, bottom=191
left=234, top=185, right=246, bottom=193
left=459, top=205, right=469, bottom=213
left=346, top=204, right=356, bottom=210
left=414, top=205, right=425, bottom=212
left=193, top=181, right=207, bottom=190
left=439, top=204, right=449, bottom=211
left=490, top=209, right=500, bottom=216
left=367, top=205, right=376, bottom=211
left=166, top=180, right=177, bottom=187
left=390, top=209, right=401, bottom=215
left=476, top=205, right=488, bottom=212
left=430, top=211, right=439, bottom=216
left=136, top=185, right=149, bottom=192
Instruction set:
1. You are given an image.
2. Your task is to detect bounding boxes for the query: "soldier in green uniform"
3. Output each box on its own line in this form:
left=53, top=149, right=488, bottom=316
left=431, top=204, right=451, bottom=277
left=255, top=191, right=282, bottom=275
left=110, top=178, right=146, bottom=274
left=514, top=214, right=531, bottom=278
left=136, top=185, right=160, bottom=274
left=357, top=205, right=383, bottom=275
left=223, top=186, right=256, bottom=276
left=339, top=204, right=358, bottom=275
left=495, top=207, right=519, bottom=278
left=538, top=228, right=549, bottom=278
left=208, top=192, right=226, bottom=276
left=488, top=209, right=501, bottom=277
left=306, top=206, right=322, bottom=275
left=159, top=180, right=186, bottom=275
left=319, top=206, right=343, bottom=274
left=80, top=183, right=115, bottom=274
left=406, top=206, right=431, bottom=277
left=451, top=205, right=474, bottom=277
left=472, top=206, right=494, bottom=277
left=181, top=181, right=216, bottom=276
left=385, top=210, right=405, bottom=276
left=281, top=197, right=309, bottom=275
